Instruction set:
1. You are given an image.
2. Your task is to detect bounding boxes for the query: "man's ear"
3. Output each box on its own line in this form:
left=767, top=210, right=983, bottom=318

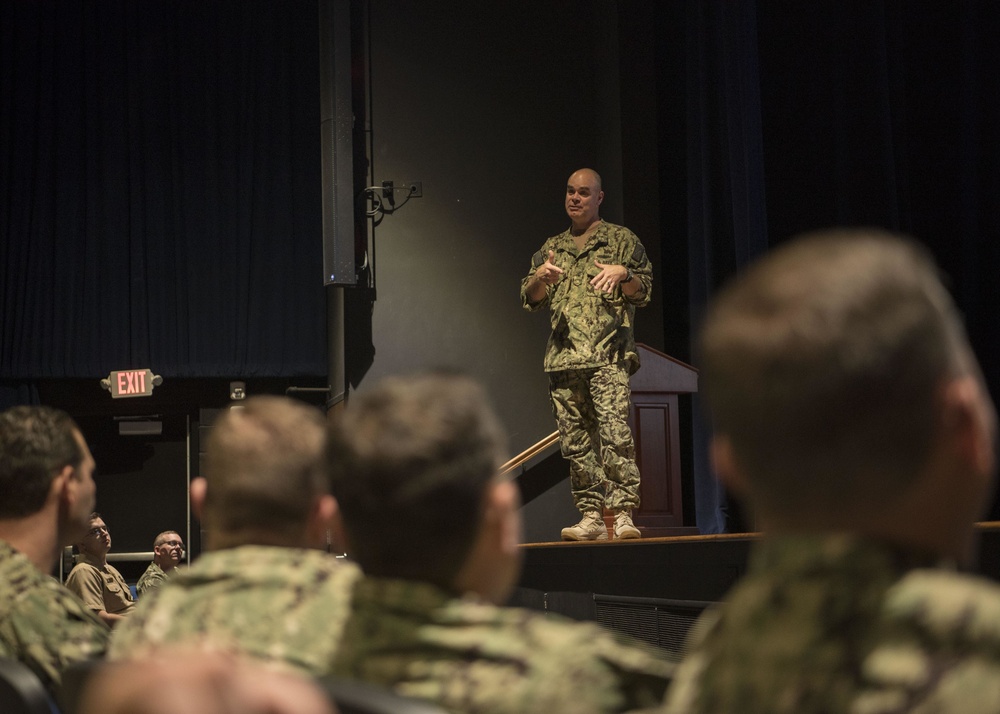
left=945, top=376, right=997, bottom=477
left=52, top=464, right=74, bottom=505
left=492, top=479, right=522, bottom=555
left=326, top=501, right=351, bottom=555
left=711, top=435, right=749, bottom=496
left=306, top=494, right=339, bottom=550
left=597, top=190, right=605, bottom=206
left=190, top=477, right=208, bottom=522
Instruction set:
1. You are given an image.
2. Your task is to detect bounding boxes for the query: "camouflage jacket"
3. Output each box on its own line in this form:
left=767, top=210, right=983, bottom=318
left=520, top=221, right=652, bottom=375
left=108, top=545, right=361, bottom=676
left=330, top=576, right=672, bottom=714
left=0, top=538, right=109, bottom=693
left=662, top=534, right=1000, bottom=714
left=136, top=561, right=170, bottom=596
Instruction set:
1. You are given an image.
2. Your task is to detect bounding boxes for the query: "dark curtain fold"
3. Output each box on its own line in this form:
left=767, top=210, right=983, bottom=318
left=0, top=0, right=326, bottom=380
left=670, top=0, right=1000, bottom=531
left=660, top=0, right=769, bottom=534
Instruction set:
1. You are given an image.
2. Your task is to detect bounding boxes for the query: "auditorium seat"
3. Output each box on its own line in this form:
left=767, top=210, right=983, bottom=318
left=320, top=677, right=449, bottom=714
left=0, top=657, right=56, bottom=714
left=53, top=657, right=102, bottom=714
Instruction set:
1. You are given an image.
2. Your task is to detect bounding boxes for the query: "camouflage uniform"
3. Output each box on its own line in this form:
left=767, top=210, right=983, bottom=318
left=65, top=553, right=136, bottom=618
left=0, top=538, right=109, bottom=693
left=108, top=545, right=362, bottom=676
left=136, top=561, right=171, bottom=596
left=330, top=576, right=672, bottom=713
left=662, top=534, right=1000, bottom=714
left=521, top=221, right=652, bottom=513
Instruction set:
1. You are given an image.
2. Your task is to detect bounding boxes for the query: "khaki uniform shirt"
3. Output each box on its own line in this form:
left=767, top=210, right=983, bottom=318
left=65, top=553, right=136, bottom=617
left=109, top=545, right=362, bottom=676
left=520, top=221, right=652, bottom=375
left=662, top=534, right=1000, bottom=714
left=0, top=539, right=109, bottom=693
left=331, top=577, right=673, bottom=713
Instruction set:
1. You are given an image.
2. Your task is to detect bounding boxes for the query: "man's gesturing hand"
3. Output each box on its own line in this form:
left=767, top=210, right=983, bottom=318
left=535, top=250, right=565, bottom=286
left=591, top=260, right=629, bottom=294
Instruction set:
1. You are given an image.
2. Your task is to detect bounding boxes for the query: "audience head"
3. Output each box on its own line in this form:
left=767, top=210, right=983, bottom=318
left=78, top=648, right=336, bottom=714
left=78, top=512, right=111, bottom=559
left=0, top=405, right=95, bottom=542
left=699, top=229, right=996, bottom=559
left=192, top=396, right=335, bottom=551
left=152, top=530, right=184, bottom=570
left=327, top=371, right=521, bottom=603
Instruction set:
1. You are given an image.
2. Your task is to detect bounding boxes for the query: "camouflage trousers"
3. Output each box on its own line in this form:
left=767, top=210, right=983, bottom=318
left=548, top=363, right=640, bottom=514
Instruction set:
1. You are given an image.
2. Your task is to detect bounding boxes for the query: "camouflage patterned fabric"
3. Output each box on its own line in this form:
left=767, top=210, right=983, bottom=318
left=330, top=576, right=673, bottom=714
left=108, top=545, right=362, bottom=676
left=549, top=365, right=640, bottom=513
left=520, top=221, right=652, bottom=375
left=521, top=221, right=652, bottom=515
left=662, top=534, right=1000, bottom=713
left=0, top=538, right=110, bottom=693
left=136, top=561, right=170, bottom=597
left=65, top=554, right=136, bottom=617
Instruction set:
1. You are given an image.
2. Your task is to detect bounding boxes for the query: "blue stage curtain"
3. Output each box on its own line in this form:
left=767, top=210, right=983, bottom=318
left=654, top=0, right=769, bottom=534
left=662, top=0, right=1000, bottom=532
left=0, top=0, right=326, bottom=380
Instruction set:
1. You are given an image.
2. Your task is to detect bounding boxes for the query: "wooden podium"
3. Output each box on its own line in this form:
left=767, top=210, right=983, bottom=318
left=620, top=343, right=699, bottom=537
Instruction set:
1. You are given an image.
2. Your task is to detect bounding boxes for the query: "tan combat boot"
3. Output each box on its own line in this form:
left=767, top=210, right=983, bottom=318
left=613, top=510, right=641, bottom=540
left=560, top=510, right=609, bottom=541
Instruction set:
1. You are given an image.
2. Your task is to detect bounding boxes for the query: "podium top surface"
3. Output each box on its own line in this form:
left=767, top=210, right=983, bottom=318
left=631, top=343, right=699, bottom=394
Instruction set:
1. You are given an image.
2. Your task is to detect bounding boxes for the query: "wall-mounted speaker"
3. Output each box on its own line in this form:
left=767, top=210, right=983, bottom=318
left=319, top=0, right=356, bottom=286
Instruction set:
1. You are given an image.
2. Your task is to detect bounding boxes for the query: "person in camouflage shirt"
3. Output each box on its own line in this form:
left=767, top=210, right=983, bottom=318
left=327, top=373, right=673, bottom=714
left=658, top=230, right=1000, bottom=714
left=109, top=396, right=361, bottom=675
left=0, top=406, right=109, bottom=694
left=136, top=530, right=184, bottom=596
left=521, top=168, right=652, bottom=541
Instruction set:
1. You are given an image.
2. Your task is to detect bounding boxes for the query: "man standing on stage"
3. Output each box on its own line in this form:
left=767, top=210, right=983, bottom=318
left=520, top=168, right=653, bottom=541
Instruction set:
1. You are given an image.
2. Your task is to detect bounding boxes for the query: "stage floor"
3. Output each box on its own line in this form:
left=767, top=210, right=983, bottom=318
left=513, top=523, right=1000, bottom=655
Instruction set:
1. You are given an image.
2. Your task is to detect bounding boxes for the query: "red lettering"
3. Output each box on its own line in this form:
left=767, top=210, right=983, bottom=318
left=137, top=371, right=146, bottom=393
left=117, top=373, right=128, bottom=395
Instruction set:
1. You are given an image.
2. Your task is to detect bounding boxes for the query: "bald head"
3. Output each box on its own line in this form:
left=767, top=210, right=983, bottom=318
left=569, top=168, right=602, bottom=191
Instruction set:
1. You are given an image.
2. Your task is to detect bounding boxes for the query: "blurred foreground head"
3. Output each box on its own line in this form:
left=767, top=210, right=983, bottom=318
left=0, top=405, right=96, bottom=546
left=78, top=649, right=335, bottom=714
left=195, top=396, right=334, bottom=551
left=699, top=229, right=996, bottom=560
left=328, top=372, right=522, bottom=603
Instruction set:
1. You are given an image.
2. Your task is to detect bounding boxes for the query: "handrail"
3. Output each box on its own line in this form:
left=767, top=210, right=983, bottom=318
left=499, top=431, right=560, bottom=477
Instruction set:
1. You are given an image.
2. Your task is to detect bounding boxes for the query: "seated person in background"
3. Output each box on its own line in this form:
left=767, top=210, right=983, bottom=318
left=108, top=395, right=362, bottom=676
left=66, top=513, right=136, bottom=626
left=136, top=530, right=184, bottom=596
left=662, top=230, right=1000, bottom=713
left=326, top=372, right=673, bottom=714
left=79, top=647, right=335, bottom=714
left=0, top=406, right=109, bottom=693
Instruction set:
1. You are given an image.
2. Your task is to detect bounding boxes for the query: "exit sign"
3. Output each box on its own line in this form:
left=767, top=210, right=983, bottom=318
left=101, top=369, right=162, bottom=399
